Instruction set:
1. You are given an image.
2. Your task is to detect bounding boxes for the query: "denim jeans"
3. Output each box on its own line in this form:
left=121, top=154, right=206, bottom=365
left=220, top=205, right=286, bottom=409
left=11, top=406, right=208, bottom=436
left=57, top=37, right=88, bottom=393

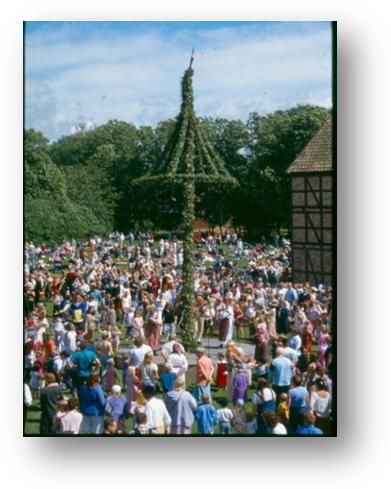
left=82, top=415, right=104, bottom=434
left=193, top=384, right=211, bottom=402
left=219, top=421, right=232, bottom=435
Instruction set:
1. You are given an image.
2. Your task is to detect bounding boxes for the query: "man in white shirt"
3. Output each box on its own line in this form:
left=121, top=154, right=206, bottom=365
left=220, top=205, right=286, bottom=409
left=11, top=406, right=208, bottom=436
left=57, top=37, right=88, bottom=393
left=281, top=338, right=299, bottom=364
left=288, top=329, right=302, bottom=352
left=130, top=338, right=152, bottom=367
left=143, top=385, right=171, bottom=434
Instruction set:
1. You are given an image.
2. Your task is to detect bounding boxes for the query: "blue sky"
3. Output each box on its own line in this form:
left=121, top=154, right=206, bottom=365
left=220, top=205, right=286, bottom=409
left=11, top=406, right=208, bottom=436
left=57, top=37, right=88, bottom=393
left=25, top=21, right=332, bottom=141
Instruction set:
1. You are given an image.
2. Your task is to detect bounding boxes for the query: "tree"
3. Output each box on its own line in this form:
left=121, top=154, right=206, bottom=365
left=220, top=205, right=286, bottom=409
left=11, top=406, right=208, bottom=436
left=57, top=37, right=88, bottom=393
left=25, top=104, right=330, bottom=243
left=50, top=120, right=146, bottom=231
left=62, top=144, right=117, bottom=236
left=245, top=105, right=331, bottom=235
left=24, top=129, right=91, bottom=243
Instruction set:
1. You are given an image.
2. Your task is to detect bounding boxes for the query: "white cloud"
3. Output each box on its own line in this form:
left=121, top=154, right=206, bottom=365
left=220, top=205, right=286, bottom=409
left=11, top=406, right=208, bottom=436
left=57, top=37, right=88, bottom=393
left=25, top=23, right=332, bottom=141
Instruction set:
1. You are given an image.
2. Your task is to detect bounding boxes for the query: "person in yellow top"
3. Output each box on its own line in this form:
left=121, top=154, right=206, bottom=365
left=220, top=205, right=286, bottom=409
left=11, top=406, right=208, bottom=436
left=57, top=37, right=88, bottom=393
left=277, top=392, right=290, bottom=426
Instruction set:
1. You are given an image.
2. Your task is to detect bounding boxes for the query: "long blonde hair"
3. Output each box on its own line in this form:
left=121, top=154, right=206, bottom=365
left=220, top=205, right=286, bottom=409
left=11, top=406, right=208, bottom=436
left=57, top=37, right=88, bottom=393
left=135, top=391, right=147, bottom=407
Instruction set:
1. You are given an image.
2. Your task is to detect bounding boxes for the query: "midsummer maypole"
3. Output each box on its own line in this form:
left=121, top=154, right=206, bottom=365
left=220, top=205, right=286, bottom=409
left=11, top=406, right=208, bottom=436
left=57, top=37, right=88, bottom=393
left=134, top=50, right=237, bottom=349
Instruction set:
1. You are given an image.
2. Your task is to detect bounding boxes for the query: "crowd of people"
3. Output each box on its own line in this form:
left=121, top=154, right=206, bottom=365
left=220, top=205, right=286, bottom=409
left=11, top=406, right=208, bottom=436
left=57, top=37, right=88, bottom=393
left=23, top=230, right=334, bottom=436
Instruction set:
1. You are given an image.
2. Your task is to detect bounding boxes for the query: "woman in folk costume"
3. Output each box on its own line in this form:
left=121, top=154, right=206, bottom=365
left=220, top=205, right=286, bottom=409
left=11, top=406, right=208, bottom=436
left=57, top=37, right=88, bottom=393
left=225, top=342, right=244, bottom=402
left=265, top=298, right=278, bottom=337
left=317, top=325, right=331, bottom=368
left=255, top=313, right=269, bottom=341
left=224, top=295, right=235, bottom=347
left=162, top=273, right=174, bottom=291
left=302, top=320, right=313, bottom=354
left=218, top=299, right=234, bottom=348
left=232, top=399, right=247, bottom=434
left=150, top=274, right=160, bottom=299
left=253, top=330, right=269, bottom=365
left=144, top=305, right=161, bottom=354
left=232, top=367, right=250, bottom=405
left=218, top=304, right=230, bottom=348
left=215, top=351, right=228, bottom=389
left=161, top=273, right=175, bottom=304
left=168, top=343, right=189, bottom=385
left=125, top=366, right=141, bottom=404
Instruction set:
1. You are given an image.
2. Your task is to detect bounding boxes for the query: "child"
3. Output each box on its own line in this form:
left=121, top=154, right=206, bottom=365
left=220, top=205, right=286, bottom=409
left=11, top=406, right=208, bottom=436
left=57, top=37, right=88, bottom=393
left=125, top=307, right=135, bottom=338
left=245, top=412, right=257, bottom=434
left=277, top=392, right=290, bottom=426
left=217, top=399, right=234, bottom=435
left=125, top=366, right=141, bottom=403
left=255, top=362, right=269, bottom=381
left=51, top=400, right=69, bottom=433
left=232, top=398, right=247, bottom=434
left=139, top=352, right=159, bottom=388
left=194, top=394, right=218, bottom=435
left=162, top=303, right=176, bottom=339
left=30, top=362, right=44, bottom=399
left=243, top=355, right=258, bottom=387
left=159, top=363, right=177, bottom=393
left=131, top=311, right=144, bottom=339
left=105, top=385, right=129, bottom=433
left=132, top=412, right=150, bottom=435
left=102, top=359, right=119, bottom=394
left=129, top=390, right=147, bottom=432
left=215, top=352, right=228, bottom=389
left=104, top=418, right=118, bottom=435
left=121, top=353, right=131, bottom=386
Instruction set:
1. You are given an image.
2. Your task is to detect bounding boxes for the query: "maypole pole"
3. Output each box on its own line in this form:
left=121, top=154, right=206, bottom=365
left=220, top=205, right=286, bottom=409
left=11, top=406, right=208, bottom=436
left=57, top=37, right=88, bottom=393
left=181, top=175, right=196, bottom=348
left=180, top=48, right=196, bottom=349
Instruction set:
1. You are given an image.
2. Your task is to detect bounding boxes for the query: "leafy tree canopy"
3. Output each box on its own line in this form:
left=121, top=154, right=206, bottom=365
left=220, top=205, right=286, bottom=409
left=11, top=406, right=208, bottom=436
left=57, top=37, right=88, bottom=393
left=25, top=105, right=330, bottom=243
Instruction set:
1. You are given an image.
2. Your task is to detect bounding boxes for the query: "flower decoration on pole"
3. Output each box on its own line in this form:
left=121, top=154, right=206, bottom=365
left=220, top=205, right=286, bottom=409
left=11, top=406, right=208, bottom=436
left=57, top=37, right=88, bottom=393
left=133, top=51, right=238, bottom=349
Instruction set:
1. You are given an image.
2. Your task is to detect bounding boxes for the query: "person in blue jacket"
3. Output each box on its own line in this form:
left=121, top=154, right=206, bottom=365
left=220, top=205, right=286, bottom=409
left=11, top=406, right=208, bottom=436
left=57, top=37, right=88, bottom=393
left=296, top=411, right=324, bottom=436
left=104, top=385, right=129, bottom=433
left=194, top=393, right=218, bottom=435
left=78, top=373, right=106, bottom=434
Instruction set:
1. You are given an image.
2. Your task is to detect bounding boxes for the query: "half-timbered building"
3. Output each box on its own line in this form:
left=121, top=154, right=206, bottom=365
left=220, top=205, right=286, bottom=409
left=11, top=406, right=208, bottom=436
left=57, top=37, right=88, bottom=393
left=287, top=118, right=333, bottom=286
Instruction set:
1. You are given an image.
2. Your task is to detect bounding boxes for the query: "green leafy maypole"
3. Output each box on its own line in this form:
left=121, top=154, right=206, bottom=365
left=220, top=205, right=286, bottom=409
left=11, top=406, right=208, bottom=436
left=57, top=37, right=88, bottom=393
left=181, top=176, right=196, bottom=347
left=133, top=51, right=237, bottom=350
left=175, top=64, right=197, bottom=348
